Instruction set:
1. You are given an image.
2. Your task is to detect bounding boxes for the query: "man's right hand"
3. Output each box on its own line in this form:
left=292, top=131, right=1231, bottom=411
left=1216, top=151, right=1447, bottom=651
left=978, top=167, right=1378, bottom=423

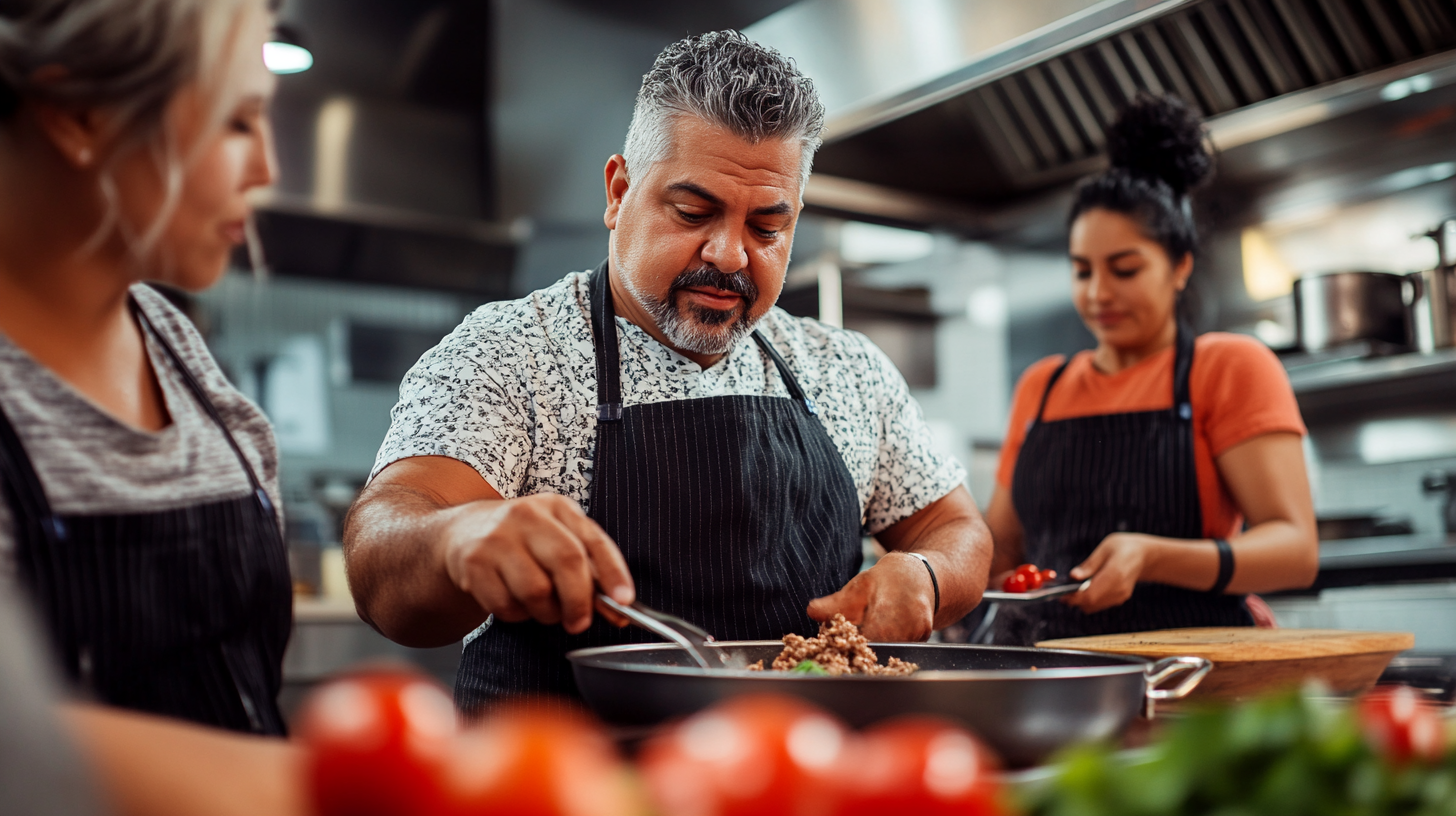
left=343, top=456, right=635, bottom=647
left=440, top=493, right=635, bottom=634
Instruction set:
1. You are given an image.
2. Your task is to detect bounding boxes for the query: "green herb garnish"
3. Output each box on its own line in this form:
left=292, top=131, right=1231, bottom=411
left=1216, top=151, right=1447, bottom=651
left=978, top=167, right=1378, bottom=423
left=790, top=659, right=829, bottom=676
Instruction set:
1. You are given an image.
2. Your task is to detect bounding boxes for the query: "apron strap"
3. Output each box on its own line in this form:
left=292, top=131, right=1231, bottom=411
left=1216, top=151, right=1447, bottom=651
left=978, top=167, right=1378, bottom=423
left=1034, top=322, right=1197, bottom=427
left=1032, top=358, right=1072, bottom=424
left=129, top=296, right=274, bottom=516
left=1171, top=321, right=1196, bottom=422
left=749, top=331, right=817, bottom=416
left=586, top=262, right=818, bottom=418
left=587, top=261, right=624, bottom=423
left=0, top=400, right=65, bottom=543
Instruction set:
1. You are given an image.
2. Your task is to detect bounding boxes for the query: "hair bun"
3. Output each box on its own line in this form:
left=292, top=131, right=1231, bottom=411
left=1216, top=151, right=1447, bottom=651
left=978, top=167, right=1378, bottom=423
left=1104, top=93, right=1213, bottom=196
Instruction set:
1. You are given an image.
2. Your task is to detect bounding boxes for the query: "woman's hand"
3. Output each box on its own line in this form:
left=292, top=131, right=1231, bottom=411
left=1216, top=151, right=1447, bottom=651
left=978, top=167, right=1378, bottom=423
left=1064, top=533, right=1157, bottom=613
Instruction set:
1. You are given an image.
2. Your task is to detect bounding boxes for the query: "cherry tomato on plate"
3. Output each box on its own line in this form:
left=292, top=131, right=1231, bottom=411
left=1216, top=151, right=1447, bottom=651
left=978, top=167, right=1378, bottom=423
left=1358, top=685, right=1446, bottom=764
left=834, top=718, right=1006, bottom=816
left=1001, top=573, right=1029, bottom=593
left=1014, top=564, right=1045, bottom=591
left=640, top=694, right=849, bottom=816
left=436, top=705, right=641, bottom=816
left=297, top=668, right=458, bottom=816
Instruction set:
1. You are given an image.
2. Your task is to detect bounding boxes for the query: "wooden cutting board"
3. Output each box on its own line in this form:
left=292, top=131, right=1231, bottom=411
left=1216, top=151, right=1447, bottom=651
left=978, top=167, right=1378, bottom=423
left=1038, top=628, right=1414, bottom=700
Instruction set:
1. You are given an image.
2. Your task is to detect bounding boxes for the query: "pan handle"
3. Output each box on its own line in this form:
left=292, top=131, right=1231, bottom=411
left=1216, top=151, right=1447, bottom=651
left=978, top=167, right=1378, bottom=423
left=1144, top=656, right=1213, bottom=701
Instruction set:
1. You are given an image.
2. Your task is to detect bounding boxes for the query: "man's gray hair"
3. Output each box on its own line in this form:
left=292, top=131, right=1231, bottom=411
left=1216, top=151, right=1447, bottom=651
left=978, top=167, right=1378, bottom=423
left=622, top=30, right=825, bottom=191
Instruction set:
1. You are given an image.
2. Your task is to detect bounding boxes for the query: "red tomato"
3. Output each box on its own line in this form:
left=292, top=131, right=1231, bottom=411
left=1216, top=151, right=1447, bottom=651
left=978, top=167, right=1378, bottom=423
left=1359, top=686, right=1446, bottom=764
left=834, top=718, right=1006, bottom=816
left=1001, top=572, right=1029, bottom=593
left=641, top=694, right=849, bottom=816
left=436, top=705, right=640, bottom=816
left=297, top=668, right=458, bottom=816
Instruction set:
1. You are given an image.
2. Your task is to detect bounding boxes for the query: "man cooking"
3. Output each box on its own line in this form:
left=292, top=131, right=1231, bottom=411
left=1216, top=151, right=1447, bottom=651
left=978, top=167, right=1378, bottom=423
left=343, top=30, right=993, bottom=709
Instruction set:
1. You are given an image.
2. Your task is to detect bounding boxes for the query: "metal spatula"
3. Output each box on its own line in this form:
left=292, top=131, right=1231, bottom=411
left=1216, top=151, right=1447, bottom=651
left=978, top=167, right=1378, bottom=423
left=596, top=593, right=727, bottom=670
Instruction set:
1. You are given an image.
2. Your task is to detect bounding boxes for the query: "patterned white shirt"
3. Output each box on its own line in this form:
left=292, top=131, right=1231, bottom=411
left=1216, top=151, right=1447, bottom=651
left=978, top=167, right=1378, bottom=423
left=372, top=271, right=965, bottom=534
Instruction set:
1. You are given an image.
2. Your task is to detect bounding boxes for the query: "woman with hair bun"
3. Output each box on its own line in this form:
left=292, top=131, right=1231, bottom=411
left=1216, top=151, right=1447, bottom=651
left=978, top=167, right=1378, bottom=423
left=0, top=0, right=289, bottom=734
left=985, top=94, right=1319, bottom=644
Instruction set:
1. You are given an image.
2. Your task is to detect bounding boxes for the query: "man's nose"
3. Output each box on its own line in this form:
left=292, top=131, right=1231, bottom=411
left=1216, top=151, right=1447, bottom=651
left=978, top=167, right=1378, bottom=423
left=700, top=224, right=748, bottom=274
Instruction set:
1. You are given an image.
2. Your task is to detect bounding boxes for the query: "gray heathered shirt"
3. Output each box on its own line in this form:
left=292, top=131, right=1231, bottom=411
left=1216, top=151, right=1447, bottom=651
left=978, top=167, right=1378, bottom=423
left=0, top=284, right=282, bottom=582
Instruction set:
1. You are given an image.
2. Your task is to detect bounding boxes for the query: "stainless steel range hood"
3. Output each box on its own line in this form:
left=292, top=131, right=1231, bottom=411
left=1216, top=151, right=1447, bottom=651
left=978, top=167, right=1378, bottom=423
left=750, top=0, right=1456, bottom=231
left=247, top=0, right=517, bottom=296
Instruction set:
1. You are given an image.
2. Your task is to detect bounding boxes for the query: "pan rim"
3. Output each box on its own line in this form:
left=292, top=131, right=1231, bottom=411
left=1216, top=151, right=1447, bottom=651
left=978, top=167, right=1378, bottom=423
left=566, top=640, right=1156, bottom=682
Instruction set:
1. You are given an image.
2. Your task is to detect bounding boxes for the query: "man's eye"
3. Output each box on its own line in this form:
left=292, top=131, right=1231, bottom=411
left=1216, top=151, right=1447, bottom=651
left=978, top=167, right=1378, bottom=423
left=1113, top=267, right=1141, bottom=277
left=756, top=227, right=780, bottom=239
left=231, top=118, right=256, bottom=135
left=677, top=210, right=709, bottom=223
left=1074, top=267, right=1091, bottom=279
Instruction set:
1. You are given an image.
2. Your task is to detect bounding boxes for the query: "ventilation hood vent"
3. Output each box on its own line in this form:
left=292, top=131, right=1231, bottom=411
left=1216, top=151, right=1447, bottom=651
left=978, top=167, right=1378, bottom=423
left=808, top=0, right=1456, bottom=213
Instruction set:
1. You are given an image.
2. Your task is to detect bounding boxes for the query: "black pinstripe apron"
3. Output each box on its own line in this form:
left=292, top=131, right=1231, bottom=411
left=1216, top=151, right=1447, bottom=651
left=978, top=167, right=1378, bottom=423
left=995, top=325, right=1251, bottom=645
left=0, top=299, right=291, bottom=735
left=454, top=261, right=863, bottom=710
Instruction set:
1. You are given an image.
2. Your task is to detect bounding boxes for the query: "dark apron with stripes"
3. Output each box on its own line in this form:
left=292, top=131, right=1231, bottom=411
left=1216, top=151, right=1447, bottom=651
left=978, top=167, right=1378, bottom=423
left=995, top=325, right=1251, bottom=645
left=0, top=299, right=291, bottom=735
left=454, top=261, right=863, bottom=710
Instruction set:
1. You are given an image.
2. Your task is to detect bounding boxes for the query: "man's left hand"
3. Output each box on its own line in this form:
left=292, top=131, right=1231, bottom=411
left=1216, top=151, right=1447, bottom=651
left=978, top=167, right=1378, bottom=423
left=806, top=552, right=936, bottom=641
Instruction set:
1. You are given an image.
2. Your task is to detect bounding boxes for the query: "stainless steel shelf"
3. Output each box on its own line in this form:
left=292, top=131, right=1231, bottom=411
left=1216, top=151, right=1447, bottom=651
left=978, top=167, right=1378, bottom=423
left=1287, top=349, right=1456, bottom=395
left=1318, top=534, right=1456, bottom=570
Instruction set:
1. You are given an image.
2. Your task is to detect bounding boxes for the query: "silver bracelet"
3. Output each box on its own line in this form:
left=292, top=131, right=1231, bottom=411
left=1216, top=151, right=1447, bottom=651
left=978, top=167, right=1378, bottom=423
left=904, top=552, right=941, bottom=613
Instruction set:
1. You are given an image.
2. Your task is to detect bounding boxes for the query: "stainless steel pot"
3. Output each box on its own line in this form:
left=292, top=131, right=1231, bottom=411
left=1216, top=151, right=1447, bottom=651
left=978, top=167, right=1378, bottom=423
left=567, top=641, right=1210, bottom=767
left=1414, top=220, right=1456, bottom=352
left=1294, top=271, right=1421, bottom=353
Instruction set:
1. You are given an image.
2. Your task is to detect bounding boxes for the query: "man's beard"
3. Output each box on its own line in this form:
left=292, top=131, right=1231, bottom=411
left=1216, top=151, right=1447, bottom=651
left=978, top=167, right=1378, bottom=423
left=624, top=266, right=761, bottom=355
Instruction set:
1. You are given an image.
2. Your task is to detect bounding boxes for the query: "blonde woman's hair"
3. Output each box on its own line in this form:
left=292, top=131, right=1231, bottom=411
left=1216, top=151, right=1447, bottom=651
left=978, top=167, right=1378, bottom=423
left=0, top=0, right=274, bottom=264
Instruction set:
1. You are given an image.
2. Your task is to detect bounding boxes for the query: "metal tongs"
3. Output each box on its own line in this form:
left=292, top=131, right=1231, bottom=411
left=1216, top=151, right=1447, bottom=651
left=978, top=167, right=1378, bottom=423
left=596, top=593, right=728, bottom=670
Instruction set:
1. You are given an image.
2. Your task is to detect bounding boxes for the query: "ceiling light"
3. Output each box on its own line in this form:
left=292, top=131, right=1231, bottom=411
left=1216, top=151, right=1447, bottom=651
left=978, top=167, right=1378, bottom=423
left=264, top=41, right=313, bottom=74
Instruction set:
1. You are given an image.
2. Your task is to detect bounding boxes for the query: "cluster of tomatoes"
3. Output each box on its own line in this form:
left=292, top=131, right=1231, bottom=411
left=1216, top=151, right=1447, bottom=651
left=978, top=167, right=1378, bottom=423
left=1000, top=563, right=1056, bottom=594
left=297, top=668, right=1009, bottom=816
left=1357, top=684, right=1448, bottom=765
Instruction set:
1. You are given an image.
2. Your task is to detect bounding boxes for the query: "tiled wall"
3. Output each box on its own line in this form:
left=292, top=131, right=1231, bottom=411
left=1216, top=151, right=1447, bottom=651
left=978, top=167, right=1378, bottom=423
left=1313, top=453, right=1456, bottom=537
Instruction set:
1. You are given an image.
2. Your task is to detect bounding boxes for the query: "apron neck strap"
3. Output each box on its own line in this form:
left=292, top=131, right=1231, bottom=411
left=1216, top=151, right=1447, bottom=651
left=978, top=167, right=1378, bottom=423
left=1034, top=322, right=1198, bottom=425
left=587, top=261, right=624, bottom=422
left=129, top=296, right=271, bottom=505
left=1171, top=321, right=1196, bottom=422
left=587, top=262, right=819, bottom=418
left=0, top=397, right=63, bottom=541
left=1033, top=358, right=1072, bottom=424
left=749, top=331, right=817, bottom=416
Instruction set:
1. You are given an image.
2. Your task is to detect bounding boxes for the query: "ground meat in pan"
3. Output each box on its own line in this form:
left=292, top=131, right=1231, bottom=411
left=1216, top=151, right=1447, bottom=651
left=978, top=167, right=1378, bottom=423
left=746, top=614, right=918, bottom=676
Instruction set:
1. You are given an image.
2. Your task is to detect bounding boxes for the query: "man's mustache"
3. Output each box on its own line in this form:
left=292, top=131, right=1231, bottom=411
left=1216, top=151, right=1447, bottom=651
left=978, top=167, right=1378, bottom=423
left=668, top=266, right=759, bottom=308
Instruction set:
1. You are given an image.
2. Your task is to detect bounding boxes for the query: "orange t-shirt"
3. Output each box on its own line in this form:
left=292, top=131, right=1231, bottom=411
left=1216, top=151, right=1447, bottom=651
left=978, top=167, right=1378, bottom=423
left=996, top=333, right=1306, bottom=539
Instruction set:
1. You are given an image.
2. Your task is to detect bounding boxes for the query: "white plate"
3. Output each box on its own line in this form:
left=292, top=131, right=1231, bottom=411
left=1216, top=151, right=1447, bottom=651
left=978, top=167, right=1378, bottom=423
left=982, top=580, right=1092, bottom=605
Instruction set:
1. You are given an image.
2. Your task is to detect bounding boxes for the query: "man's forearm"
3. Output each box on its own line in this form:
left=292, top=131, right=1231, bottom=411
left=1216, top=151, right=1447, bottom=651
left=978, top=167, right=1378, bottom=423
left=899, top=517, right=992, bottom=629
left=880, top=487, right=994, bottom=630
left=342, top=484, right=493, bottom=647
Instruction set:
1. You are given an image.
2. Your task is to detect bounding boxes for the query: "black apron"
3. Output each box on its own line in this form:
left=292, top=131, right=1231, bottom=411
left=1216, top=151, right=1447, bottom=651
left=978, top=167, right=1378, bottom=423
left=0, top=298, right=291, bottom=735
left=455, top=262, right=863, bottom=710
left=996, top=325, right=1251, bottom=645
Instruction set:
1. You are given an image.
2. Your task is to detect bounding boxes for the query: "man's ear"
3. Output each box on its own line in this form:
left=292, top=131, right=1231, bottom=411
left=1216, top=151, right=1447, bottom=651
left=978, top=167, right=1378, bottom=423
left=29, top=67, right=107, bottom=169
left=603, top=154, right=630, bottom=230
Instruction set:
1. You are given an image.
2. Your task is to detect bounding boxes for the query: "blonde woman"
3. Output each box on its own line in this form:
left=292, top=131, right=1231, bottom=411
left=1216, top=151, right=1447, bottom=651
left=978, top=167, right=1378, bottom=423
left=0, top=0, right=288, bottom=735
